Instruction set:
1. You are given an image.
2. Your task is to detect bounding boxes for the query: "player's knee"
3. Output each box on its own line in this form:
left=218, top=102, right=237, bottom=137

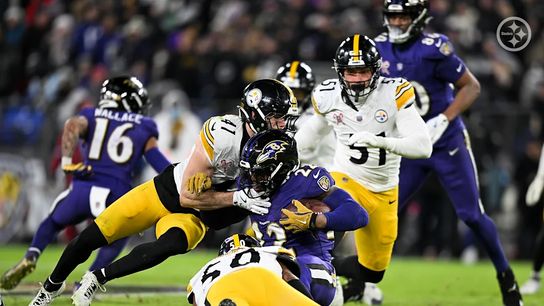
left=458, top=210, right=481, bottom=226
left=73, top=222, right=108, bottom=251
left=157, top=227, right=189, bottom=255
left=219, top=299, right=237, bottom=306
left=377, top=232, right=397, bottom=246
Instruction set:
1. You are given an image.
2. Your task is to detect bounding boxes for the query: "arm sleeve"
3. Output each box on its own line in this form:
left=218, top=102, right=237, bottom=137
left=380, top=104, right=432, bottom=158
left=144, top=147, right=171, bottom=173
left=322, top=187, right=368, bottom=231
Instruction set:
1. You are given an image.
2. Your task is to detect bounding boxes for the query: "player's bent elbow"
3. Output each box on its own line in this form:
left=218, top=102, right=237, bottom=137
left=179, top=190, right=198, bottom=208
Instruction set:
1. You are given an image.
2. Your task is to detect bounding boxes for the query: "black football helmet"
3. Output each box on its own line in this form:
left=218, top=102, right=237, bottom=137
left=219, top=233, right=260, bottom=255
left=98, top=76, right=150, bottom=114
left=239, top=129, right=299, bottom=197
left=383, top=0, right=431, bottom=44
left=239, top=79, right=299, bottom=133
left=334, top=34, right=382, bottom=100
left=275, top=61, right=316, bottom=111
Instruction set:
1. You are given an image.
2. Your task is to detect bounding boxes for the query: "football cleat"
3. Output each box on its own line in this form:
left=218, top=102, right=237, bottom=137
left=71, top=272, right=106, bottom=306
left=342, top=279, right=364, bottom=302
left=29, top=282, right=66, bottom=306
left=498, top=268, right=523, bottom=306
left=520, top=276, right=540, bottom=295
left=1, top=256, right=37, bottom=289
left=363, top=282, right=384, bottom=305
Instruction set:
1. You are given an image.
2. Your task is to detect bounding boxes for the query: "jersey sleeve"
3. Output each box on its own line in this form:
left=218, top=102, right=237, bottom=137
left=423, top=34, right=466, bottom=84
left=311, top=79, right=339, bottom=115
left=395, top=79, right=415, bottom=110
left=142, top=117, right=159, bottom=139
left=199, top=117, right=216, bottom=161
left=303, top=167, right=336, bottom=198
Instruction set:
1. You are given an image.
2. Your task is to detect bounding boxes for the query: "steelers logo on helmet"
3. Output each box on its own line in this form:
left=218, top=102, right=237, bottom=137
left=246, top=88, right=262, bottom=107
left=374, top=109, right=389, bottom=123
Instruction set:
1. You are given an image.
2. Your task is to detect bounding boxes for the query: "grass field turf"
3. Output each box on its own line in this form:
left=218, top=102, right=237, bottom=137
left=0, top=245, right=541, bottom=305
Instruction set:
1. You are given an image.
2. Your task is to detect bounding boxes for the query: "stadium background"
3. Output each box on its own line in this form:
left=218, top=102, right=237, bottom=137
left=0, top=0, right=543, bottom=304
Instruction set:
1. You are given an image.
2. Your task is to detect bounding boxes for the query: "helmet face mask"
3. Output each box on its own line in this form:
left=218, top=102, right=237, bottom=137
left=219, top=234, right=260, bottom=256
left=383, top=0, right=431, bottom=44
left=334, top=34, right=382, bottom=102
left=239, top=79, right=299, bottom=133
left=275, top=61, right=316, bottom=111
left=98, top=76, right=150, bottom=114
left=239, top=130, right=299, bottom=197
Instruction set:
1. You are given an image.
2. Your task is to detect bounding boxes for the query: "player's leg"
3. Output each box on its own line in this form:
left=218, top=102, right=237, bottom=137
left=72, top=213, right=206, bottom=305
left=398, top=157, right=432, bottom=211
left=1, top=185, right=90, bottom=290
left=521, top=218, right=544, bottom=294
left=30, top=180, right=164, bottom=305
left=331, top=173, right=396, bottom=304
left=435, top=130, right=521, bottom=306
left=297, top=255, right=337, bottom=306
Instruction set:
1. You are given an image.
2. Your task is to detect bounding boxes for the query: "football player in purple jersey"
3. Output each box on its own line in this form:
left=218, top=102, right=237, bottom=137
left=373, top=1, right=522, bottom=305
left=1, top=76, right=170, bottom=291
left=241, top=129, right=369, bottom=305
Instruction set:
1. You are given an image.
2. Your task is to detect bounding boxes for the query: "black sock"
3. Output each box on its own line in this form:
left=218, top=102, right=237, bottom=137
left=287, top=279, right=313, bottom=299
left=98, top=228, right=188, bottom=283
left=43, top=277, right=63, bottom=292
left=533, top=227, right=544, bottom=272
left=93, top=268, right=107, bottom=284
left=49, top=222, right=108, bottom=284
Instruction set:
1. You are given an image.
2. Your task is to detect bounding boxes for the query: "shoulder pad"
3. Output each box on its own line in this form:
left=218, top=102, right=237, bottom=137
left=418, top=33, right=456, bottom=59
left=374, top=32, right=388, bottom=43
left=394, top=78, right=415, bottom=110
left=312, top=79, right=341, bottom=114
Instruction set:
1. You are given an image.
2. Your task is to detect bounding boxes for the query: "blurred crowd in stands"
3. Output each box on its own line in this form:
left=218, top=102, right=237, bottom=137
left=1, top=0, right=544, bottom=261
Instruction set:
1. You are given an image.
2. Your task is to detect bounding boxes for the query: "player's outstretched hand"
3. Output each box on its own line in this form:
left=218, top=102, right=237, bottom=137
left=426, top=113, right=449, bottom=144
left=187, top=172, right=212, bottom=195
left=280, top=200, right=317, bottom=233
left=233, top=188, right=271, bottom=215
left=348, top=131, right=383, bottom=148
left=526, top=177, right=544, bottom=206
left=62, top=162, right=93, bottom=178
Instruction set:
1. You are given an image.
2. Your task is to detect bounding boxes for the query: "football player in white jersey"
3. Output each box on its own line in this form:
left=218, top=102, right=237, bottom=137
left=188, top=234, right=318, bottom=306
left=276, top=61, right=336, bottom=169
left=295, top=34, right=432, bottom=304
left=28, top=79, right=299, bottom=306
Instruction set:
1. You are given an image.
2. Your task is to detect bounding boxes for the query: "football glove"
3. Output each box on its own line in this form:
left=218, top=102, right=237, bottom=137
left=426, top=113, right=449, bottom=144
left=348, top=131, right=385, bottom=148
left=526, top=177, right=544, bottom=206
left=280, top=200, right=318, bottom=233
left=62, top=162, right=93, bottom=178
left=233, top=188, right=271, bottom=215
left=186, top=172, right=212, bottom=195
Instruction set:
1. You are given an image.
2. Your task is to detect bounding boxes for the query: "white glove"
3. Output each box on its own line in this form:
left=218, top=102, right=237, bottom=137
left=233, top=188, right=271, bottom=215
left=348, top=131, right=384, bottom=148
left=526, top=177, right=544, bottom=206
left=426, top=113, right=449, bottom=144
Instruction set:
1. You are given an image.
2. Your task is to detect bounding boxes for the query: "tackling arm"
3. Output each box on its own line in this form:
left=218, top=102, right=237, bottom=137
left=178, top=138, right=234, bottom=210
left=143, top=137, right=171, bottom=173
left=61, top=116, right=88, bottom=163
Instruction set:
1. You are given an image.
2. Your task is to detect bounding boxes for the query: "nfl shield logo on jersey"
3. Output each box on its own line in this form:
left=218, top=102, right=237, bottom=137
left=374, top=110, right=388, bottom=123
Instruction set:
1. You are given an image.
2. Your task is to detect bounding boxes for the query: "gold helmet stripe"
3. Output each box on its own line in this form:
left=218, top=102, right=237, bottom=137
left=353, top=34, right=360, bottom=62
left=289, top=61, right=300, bottom=79
left=233, top=234, right=241, bottom=248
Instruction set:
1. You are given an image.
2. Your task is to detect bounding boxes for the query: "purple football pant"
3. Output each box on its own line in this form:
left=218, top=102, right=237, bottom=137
left=399, top=130, right=509, bottom=272
left=28, top=180, right=129, bottom=271
left=297, top=254, right=336, bottom=306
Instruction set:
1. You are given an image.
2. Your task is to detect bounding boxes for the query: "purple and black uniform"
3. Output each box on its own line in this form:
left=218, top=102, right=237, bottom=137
left=251, top=165, right=336, bottom=306
left=375, top=32, right=509, bottom=272
left=28, top=107, right=160, bottom=271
